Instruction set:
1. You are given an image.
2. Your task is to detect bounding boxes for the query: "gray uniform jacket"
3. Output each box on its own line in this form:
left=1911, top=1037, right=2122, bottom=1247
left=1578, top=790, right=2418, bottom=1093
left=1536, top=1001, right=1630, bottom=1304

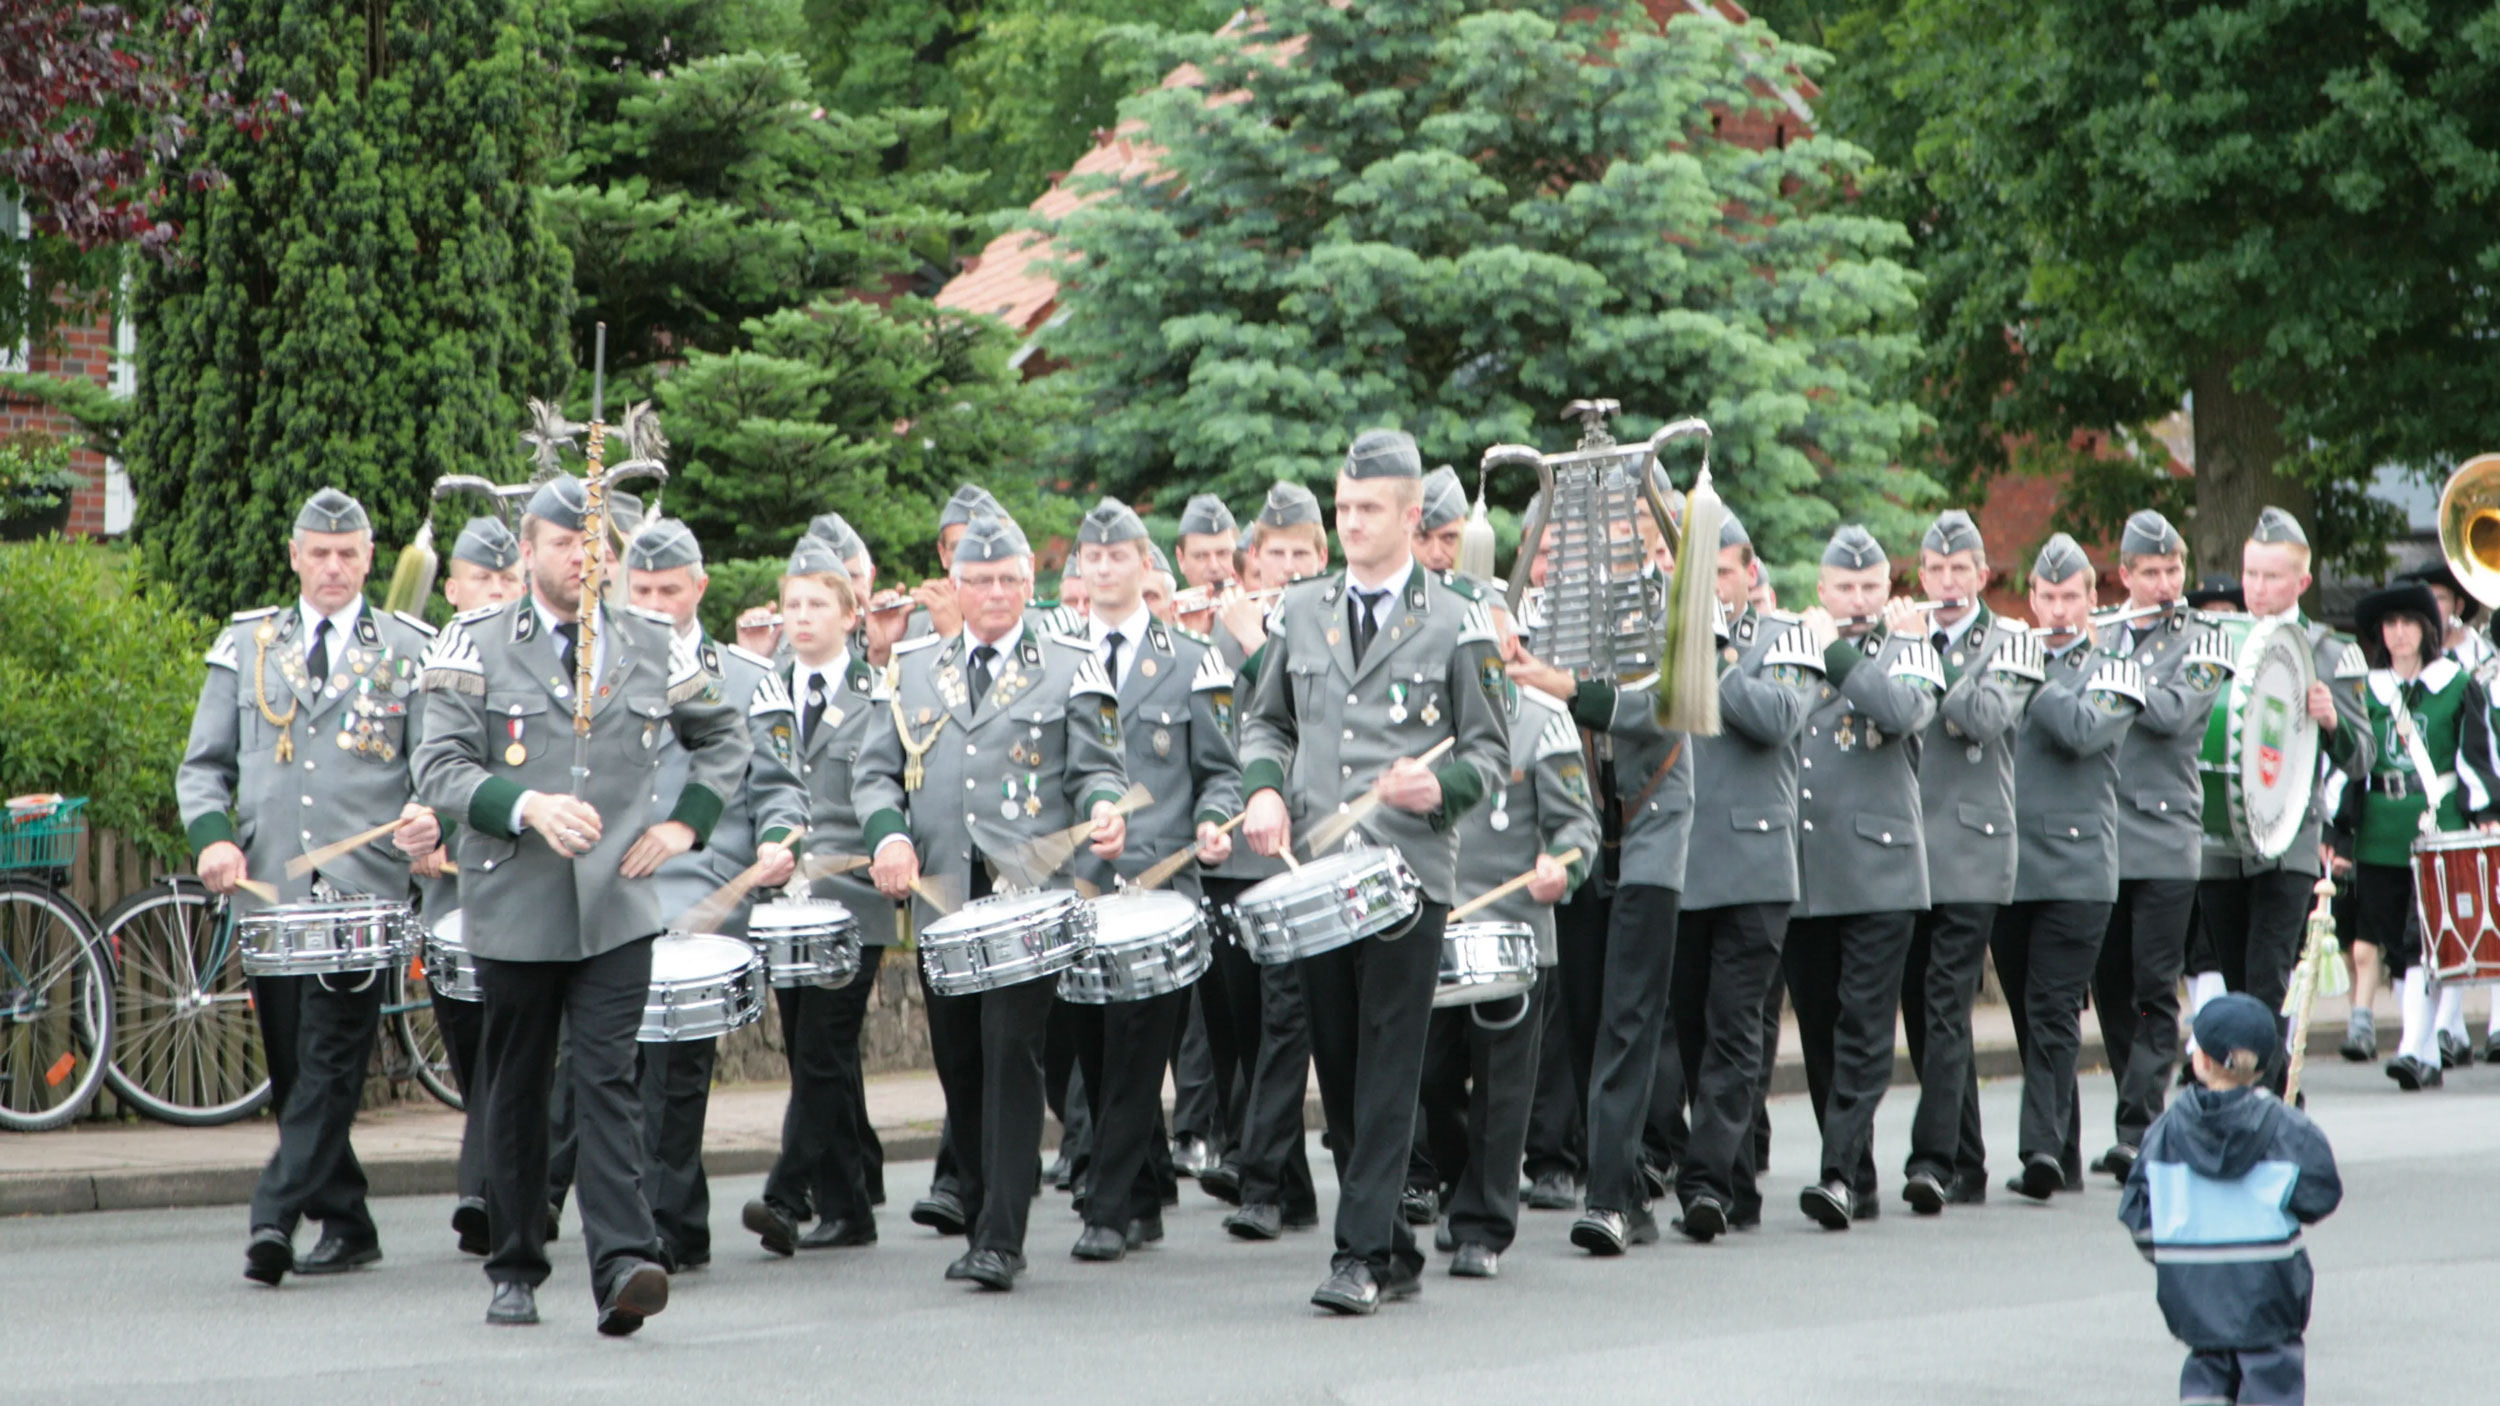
left=2104, top=611, right=2231, bottom=882
left=1566, top=674, right=1692, bottom=895
left=650, top=640, right=808, bottom=937
left=2011, top=639, right=2142, bottom=904
left=1203, top=617, right=1284, bottom=885
left=178, top=601, right=439, bottom=903
left=1682, top=609, right=1821, bottom=911
left=855, top=627, right=1130, bottom=929
left=1795, top=630, right=1945, bottom=918
left=1065, top=618, right=1243, bottom=900
left=788, top=650, right=899, bottom=945
left=411, top=598, right=751, bottom=961
left=2200, top=616, right=2366, bottom=881
left=1238, top=566, right=1509, bottom=907
left=1455, top=685, right=1603, bottom=963
left=1916, top=609, right=2034, bottom=907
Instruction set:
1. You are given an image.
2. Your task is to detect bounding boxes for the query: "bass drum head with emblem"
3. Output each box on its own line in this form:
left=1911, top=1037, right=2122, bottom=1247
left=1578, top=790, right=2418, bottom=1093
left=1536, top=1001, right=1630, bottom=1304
left=2222, top=616, right=2320, bottom=861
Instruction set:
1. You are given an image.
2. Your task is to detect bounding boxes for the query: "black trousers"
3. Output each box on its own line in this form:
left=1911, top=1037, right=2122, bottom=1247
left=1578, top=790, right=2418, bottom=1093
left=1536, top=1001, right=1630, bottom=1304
left=762, top=945, right=887, bottom=1227
left=478, top=938, right=662, bottom=1303
left=1227, top=946, right=1318, bottom=1215
left=430, top=988, right=488, bottom=1202
left=1668, top=902, right=1788, bottom=1210
left=1785, top=910, right=1915, bottom=1196
left=920, top=965, right=1057, bottom=1256
left=1522, top=961, right=1583, bottom=1182
left=1043, top=1001, right=1092, bottom=1181
left=1991, top=900, right=2110, bottom=1181
left=1566, top=882, right=1681, bottom=1215
left=1169, top=995, right=1223, bottom=1145
left=1296, top=902, right=1447, bottom=1277
left=1412, top=991, right=1541, bottom=1252
left=1069, top=986, right=1190, bottom=1231
left=1195, top=877, right=1261, bottom=1170
left=2094, top=879, right=2197, bottom=1148
left=1901, top=902, right=1993, bottom=1185
left=2351, top=862, right=2421, bottom=972
left=248, top=973, right=383, bottom=1239
left=637, top=1037, right=716, bottom=1264
left=2197, top=870, right=2312, bottom=1018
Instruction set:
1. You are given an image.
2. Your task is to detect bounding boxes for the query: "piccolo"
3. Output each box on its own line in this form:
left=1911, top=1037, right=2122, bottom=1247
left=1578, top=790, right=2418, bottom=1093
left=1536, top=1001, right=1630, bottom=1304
left=1834, top=598, right=1974, bottom=627
left=2009, top=600, right=2178, bottom=639
left=1173, top=584, right=1284, bottom=614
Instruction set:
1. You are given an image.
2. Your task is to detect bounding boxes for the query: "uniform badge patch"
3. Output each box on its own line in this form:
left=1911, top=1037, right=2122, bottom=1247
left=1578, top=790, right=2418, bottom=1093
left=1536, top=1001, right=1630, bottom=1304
left=1209, top=689, right=1234, bottom=733
left=1559, top=761, right=1592, bottom=810
left=1096, top=697, right=1121, bottom=746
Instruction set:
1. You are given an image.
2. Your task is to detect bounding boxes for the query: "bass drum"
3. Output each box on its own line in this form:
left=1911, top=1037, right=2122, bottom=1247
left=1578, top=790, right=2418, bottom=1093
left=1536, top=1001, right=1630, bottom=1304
left=2198, top=614, right=2318, bottom=861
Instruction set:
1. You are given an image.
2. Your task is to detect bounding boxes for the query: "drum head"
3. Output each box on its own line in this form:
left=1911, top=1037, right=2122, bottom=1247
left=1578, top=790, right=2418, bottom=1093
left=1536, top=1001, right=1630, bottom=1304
left=2225, top=617, right=2321, bottom=861
left=750, top=898, right=855, bottom=933
left=651, top=932, right=759, bottom=981
left=1238, top=846, right=1394, bottom=906
left=432, top=909, right=464, bottom=944
left=1089, top=890, right=1200, bottom=943
left=922, top=889, right=1076, bottom=939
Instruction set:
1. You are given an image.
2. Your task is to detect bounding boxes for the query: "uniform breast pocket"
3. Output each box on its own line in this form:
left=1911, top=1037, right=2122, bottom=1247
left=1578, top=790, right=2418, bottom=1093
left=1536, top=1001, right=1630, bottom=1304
left=1852, top=813, right=1917, bottom=848
left=485, top=692, right=550, bottom=768
left=630, top=699, right=669, bottom=760
left=1956, top=802, right=2012, bottom=839
left=2038, top=810, right=2101, bottom=844
left=1396, top=681, right=1446, bottom=733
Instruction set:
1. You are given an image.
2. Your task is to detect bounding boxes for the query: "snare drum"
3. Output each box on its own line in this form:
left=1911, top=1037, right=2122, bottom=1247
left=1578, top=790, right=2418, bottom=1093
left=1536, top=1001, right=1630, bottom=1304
left=420, top=910, right=483, bottom=1002
left=237, top=898, right=413, bottom=977
left=1228, top=845, right=1421, bottom=965
left=2412, top=831, right=2500, bottom=984
left=1059, top=890, right=1209, bottom=1004
left=745, top=897, right=862, bottom=989
left=918, top=891, right=1095, bottom=996
left=1434, top=921, right=1538, bottom=1009
left=639, top=933, right=767, bottom=1043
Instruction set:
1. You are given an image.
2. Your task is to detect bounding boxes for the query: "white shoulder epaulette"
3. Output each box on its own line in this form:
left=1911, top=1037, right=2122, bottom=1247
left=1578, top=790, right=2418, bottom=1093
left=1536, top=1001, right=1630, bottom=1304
left=725, top=642, right=776, bottom=670
left=1068, top=654, right=1116, bottom=700
left=1454, top=599, right=1496, bottom=647
left=1515, top=683, right=1571, bottom=714
left=452, top=601, right=504, bottom=626
left=893, top=634, right=945, bottom=655
left=1190, top=648, right=1235, bottom=693
left=230, top=605, right=281, bottom=622
left=1763, top=623, right=1826, bottom=674
left=1531, top=708, right=1580, bottom=763
left=203, top=630, right=240, bottom=671
left=1889, top=638, right=1946, bottom=692
left=664, top=627, right=711, bottom=704
left=389, top=609, right=438, bottom=639
left=418, top=622, right=485, bottom=696
left=2332, top=642, right=2367, bottom=680
left=747, top=666, right=795, bottom=717
left=1047, top=629, right=1097, bottom=652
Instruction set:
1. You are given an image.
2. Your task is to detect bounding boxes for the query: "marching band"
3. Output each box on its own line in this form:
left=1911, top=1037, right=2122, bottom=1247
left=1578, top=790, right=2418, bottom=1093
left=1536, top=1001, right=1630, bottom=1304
left=171, top=397, right=2500, bottom=1333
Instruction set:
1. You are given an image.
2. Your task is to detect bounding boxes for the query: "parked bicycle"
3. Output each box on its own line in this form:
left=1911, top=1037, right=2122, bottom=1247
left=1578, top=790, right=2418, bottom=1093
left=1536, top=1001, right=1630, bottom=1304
left=0, top=796, right=115, bottom=1131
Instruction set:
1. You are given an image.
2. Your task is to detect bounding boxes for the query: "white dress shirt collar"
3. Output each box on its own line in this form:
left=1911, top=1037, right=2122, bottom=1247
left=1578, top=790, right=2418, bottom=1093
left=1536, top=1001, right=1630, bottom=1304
left=1090, top=604, right=1154, bottom=688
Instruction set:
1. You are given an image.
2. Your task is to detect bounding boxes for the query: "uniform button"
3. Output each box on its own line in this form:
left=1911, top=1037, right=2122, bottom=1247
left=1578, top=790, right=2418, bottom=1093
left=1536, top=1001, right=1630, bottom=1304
left=966, top=744, right=977, bottom=755
left=1801, top=788, right=1813, bottom=800
left=1881, top=832, right=1892, bottom=844
left=301, top=830, right=312, bottom=840
left=1341, top=765, right=1352, bottom=776
left=803, top=765, right=812, bottom=775
left=1984, top=823, right=1996, bottom=835
left=965, top=779, right=976, bottom=789
left=2068, top=827, right=2080, bottom=838
left=304, top=761, right=316, bottom=771
left=302, top=796, right=313, bottom=806
left=1347, top=694, right=1358, bottom=705
left=482, top=860, right=495, bottom=871
left=1756, top=819, right=1769, bottom=831
left=1801, top=758, right=1812, bottom=769
left=1802, top=820, right=1814, bottom=832
left=2158, top=801, right=2169, bottom=811
left=1343, top=730, right=1354, bottom=741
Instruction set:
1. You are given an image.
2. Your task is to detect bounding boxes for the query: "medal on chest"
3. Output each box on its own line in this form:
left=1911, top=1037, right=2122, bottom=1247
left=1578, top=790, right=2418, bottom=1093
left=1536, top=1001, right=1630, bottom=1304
left=1489, top=789, right=1511, bottom=832
left=1389, top=682, right=1408, bottom=726
left=506, top=710, right=528, bottom=766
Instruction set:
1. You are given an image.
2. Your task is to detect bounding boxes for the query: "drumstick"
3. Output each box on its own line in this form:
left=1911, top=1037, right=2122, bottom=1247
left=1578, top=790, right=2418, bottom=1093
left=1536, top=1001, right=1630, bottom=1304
left=799, top=851, right=871, bottom=880
left=911, top=873, right=964, bottom=917
left=1299, top=738, right=1458, bottom=858
left=1134, top=810, right=1252, bottom=891
left=284, top=817, right=414, bottom=879
left=235, top=878, right=280, bottom=904
left=673, top=855, right=778, bottom=935
left=1007, top=782, right=1156, bottom=880
left=1071, top=876, right=1102, bottom=900
left=1449, top=847, right=1584, bottom=922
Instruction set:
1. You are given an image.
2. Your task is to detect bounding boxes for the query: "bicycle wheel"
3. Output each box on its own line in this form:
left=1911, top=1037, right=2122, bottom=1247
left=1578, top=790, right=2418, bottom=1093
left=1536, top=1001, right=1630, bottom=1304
left=0, top=878, right=114, bottom=1131
left=99, top=878, right=271, bottom=1125
left=389, top=959, right=465, bottom=1112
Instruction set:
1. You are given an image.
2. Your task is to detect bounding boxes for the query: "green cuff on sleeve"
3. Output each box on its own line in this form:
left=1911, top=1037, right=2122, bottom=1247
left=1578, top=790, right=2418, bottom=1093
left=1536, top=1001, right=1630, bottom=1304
left=437, top=816, right=459, bottom=846
left=1549, top=842, right=1588, bottom=895
left=1243, top=758, right=1287, bottom=799
left=1568, top=682, right=1617, bottom=731
left=1195, top=808, right=1230, bottom=829
left=1429, top=759, right=1485, bottom=832
left=864, top=808, right=909, bottom=852
left=669, top=783, right=726, bottom=847
left=467, top=777, right=526, bottom=840
left=1822, top=639, right=1863, bottom=685
left=759, top=825, right=796, bottom=848
left=186, top=812, right=237, bottom=855
left=1083, top=788, right=1124, bottom=817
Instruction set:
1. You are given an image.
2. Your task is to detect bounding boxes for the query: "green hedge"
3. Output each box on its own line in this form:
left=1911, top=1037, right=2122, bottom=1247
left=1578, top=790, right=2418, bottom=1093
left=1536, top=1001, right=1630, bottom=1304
left=0, top=539, right=216, bottom=866
left=697, top=557, right=791, bottom=644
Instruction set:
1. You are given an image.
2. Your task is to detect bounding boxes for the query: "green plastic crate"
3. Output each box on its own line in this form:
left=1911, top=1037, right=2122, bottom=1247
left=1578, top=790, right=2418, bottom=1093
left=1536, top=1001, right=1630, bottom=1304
left=0, top=796, right=87, bottom=871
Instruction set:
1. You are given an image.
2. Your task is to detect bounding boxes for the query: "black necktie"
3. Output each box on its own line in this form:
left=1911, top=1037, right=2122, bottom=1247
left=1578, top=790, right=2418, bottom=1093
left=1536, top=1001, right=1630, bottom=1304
left=1930, top=629, right=1950, bottom=656
left=1103, top=630, right=1126, bottom=688
left=1350, top=589, right=1386, bottom=664
left=555, top=620, right=580, bottom=676
left=306, top=618, right=331, bottom=683
left=970, top=645, right=997, bottom=710
left=800, top=669, right=826, bottom=744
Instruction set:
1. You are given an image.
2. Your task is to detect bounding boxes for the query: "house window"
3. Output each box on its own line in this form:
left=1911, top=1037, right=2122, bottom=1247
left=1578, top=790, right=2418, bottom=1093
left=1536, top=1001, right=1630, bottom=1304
left=104, top=287, right=137, bottom=534
left=0, top=193, right=27, bottom=373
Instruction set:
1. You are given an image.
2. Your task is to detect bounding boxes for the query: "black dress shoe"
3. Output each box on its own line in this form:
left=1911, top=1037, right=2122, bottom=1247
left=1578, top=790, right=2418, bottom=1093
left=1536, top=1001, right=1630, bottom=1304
left=1073, top=1225, right=1127, bottom=1261
left=1310, top=1261, right=1382, bottom=1315
left=1378, top=1261, right=1423, bottom=1302
left=2387, top=1054, right=2443, bottom=1090
left=1640, top=1158, right=1676, bottom=1203
left=958, top=1248, right=1024, bottom=1291
left=1225, top=1203, right=1283, bottom=1240
left=1125, top=1216, right=1163, bottom=1248
left=1172, top=1134, right=1217, bottom=1178
left=2011, top=1155, right=2062, bottom=1202
left=743, top=1199, right=798, bottom=1256
left=1399, top=1185, right=1439, bottom=1225
left=911, top=1189, right=970, bottom=1236
left=452, top=1197, right=490, bottom=1257
left=1570, top=1208, right=1628, bottom=1256
left=1198, top=1162, right=1244, bottom=1205
left=298, top=1232, right=382, bottom=1275
left=2440, top=1030, right=2472, bottom=1069
left=1676, top=1195, right=1727, bottom=1242
left=486, top=1281, right=539, bottom=1326
left=1903, top=1172, right=1946, bottom=1216
left=597, top=1261, right=670, bottom=1337
left=1944, top=1173, right=1987, bottom=1206
left=1449, top=1243, right=1499, bottom=1278
left=1800, top=1179, right=1852, bottom=1231
left=1524, top=1170, right=1579, bottom=1211
left=2485, top=1031, right=2500, bottom=1066
left=1729, top=1199, right=1763, bottom=1229
left=2095, top=1144, right=2139, bottom=1180
left=243, top=1227, right=293, bottom=1286
left=797, top=1217, right=876, bottom=1250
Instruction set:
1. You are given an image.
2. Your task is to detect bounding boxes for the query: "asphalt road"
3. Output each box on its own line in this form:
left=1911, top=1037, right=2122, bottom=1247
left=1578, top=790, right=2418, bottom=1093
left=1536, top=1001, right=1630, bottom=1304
left=4, top=1059, right=2494, bottom=1405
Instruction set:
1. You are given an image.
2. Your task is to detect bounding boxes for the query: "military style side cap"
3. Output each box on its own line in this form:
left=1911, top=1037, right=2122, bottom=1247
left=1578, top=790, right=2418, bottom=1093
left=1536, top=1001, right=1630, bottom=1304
left=1258, top=480, right=1324, bottom=528
left=2121, top=509, right=2184, bottom=557
left=2031, top=531, right=2092, bottom=583
left=804, top=511, right=867, bottom=561
left=1077, top=496, right=1149, bottom=545
left=524, top=475, right=587, bottom=531
left=1148, top=539, right=1175, bottom=577
left=955, top=510, right=1031, bottom=563
left=2249, top=506, right=2308, bottom=547
left=1821, top=524, right=1887, bottom=570
left=1719, top=512, right=1751, bottom=550
left=1177, top=494, right=1237, bottom=539
left=1922, top=509, right=1984, bottom=557
left=451, top=516, right=520, bottom=571
left=1419, top=466, right=1467, bottom=531
left=294, top=487, right=371, bottom=535
left=607, top=491, right=645, bottom=537
left=938, top=483, right=1003, bottom=529
left=624, top=517, right=702, bottom=573
left=1343, top=428, right=1422, bottom=480
left=786, top=535, right=851, bottom=579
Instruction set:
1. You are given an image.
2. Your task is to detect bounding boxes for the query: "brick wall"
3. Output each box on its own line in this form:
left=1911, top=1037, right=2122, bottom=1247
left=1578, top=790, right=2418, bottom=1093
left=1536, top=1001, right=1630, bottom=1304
left=1, top=309, right=122, bottom=538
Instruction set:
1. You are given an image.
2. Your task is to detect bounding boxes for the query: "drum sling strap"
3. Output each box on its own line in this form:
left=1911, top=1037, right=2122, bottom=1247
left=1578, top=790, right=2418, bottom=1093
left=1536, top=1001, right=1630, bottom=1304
left=1618, top=739, right=1685, bottom=828
left=2384, top=682, right=2452, bottom=836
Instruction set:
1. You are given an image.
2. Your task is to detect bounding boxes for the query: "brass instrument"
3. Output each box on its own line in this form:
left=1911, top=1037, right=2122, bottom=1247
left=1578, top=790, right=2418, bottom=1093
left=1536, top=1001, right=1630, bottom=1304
left=2437, top=452, right=2500, bottom=611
